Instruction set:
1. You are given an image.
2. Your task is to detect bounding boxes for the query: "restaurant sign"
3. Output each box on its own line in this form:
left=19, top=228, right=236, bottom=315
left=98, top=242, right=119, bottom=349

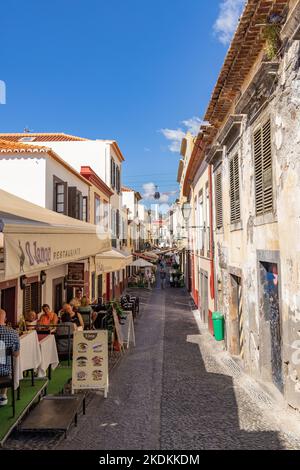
left=72, top=330, right=109, bottom=397
left=4, top=232, right=110, bottom=279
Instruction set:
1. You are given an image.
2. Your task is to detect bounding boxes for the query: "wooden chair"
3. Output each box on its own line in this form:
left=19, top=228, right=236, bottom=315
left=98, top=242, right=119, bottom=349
left=0, top=347, right=16, bottom=417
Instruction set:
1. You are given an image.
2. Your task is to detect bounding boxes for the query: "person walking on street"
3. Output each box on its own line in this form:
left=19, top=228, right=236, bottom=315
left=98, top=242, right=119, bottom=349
left=160, top=267, right=167, bottom=289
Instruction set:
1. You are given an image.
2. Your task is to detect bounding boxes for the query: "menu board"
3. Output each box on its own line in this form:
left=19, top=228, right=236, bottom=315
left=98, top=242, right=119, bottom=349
left=67, top=262, right=85, bottom=287
left=72, top=330, right=109, bottom=397
left=112, top=309, right=124, bottom=350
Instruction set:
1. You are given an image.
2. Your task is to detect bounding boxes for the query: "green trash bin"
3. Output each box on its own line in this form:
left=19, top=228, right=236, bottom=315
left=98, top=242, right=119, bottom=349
left=212, top=312, right=224, bottom=341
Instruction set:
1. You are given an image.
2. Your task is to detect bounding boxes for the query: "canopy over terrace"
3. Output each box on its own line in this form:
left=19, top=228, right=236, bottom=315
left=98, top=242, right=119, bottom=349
left=133, top=251, right=158, bottom=262
left=131, top=258, right=154, bottom=268
left=95, top=249, right=132, bottom=274
left=0, top=189, right=111, bottom=280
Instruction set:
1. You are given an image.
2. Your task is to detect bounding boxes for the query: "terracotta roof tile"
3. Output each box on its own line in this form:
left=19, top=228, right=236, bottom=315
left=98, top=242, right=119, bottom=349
left=0, top=133, right=88, bottom=142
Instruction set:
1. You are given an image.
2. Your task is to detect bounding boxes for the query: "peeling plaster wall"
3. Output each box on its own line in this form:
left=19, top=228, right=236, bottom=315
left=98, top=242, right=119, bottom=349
left=213, top=36, right=300, bottom=407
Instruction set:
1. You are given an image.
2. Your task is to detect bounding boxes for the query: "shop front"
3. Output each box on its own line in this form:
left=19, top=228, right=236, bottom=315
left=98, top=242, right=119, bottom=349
left=0, top=189, right=111, bottom=320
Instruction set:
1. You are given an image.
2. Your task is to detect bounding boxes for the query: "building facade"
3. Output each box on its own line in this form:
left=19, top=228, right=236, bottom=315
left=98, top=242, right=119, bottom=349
left=180, top=0, right=300, bottom=409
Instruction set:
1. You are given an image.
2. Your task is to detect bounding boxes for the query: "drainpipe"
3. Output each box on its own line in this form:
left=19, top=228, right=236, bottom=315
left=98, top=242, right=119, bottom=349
left=208, top=164, right=216, bottom=308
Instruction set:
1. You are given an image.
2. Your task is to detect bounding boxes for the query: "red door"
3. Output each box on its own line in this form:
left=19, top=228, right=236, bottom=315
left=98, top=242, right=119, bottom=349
left=106, top=273, right=111, bottom=301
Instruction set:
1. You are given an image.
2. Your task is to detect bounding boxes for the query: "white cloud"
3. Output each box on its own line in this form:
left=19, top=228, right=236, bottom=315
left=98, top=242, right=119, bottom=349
left=214, top=0, right=245, bottom=45
left=142, top=183, right=178, bottom=203
left=160, top=116, right=204, bottom=153
left=182, top=117, right=203, bottom=136
left=160, top=128, right=185, bottom=153
left=142, top=182, right=156, bottom=200
left=160, top=194, right=170, bottom=203
left=144, top=147, right=151, bottom=152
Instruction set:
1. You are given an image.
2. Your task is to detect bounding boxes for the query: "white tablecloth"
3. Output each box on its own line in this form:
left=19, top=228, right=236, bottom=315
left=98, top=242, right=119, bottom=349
left=37, top=335, right=59, bottom=377
left=14, top=330, right=41, bottom=389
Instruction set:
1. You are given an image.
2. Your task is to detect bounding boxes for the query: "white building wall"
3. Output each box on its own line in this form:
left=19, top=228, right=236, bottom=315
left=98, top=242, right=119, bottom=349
left=0, top=154, right=46, bottom=207
left=27, top=141, right=109, bottom=184
left=122, top=192, right=135, bottom=220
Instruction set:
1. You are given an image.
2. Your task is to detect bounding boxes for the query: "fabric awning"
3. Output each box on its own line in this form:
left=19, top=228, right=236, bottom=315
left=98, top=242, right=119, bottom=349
left=0, top=189, right=111, bottom=279
left=95, top=249, right=132, bottom=274
left=131, top=258, right=154, bottom=268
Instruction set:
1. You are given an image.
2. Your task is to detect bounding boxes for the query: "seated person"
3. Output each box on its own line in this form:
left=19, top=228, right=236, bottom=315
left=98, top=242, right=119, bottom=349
left=0, top=309, right=20, bottom=407
left=70, top=289, right=82, bottom=309
left=64, top=304, right=84, bottom=329
left=37, top=304, right=58, bottom=331
left=24, top=310, right=37, bottom=330
left=56, top=312, right=77, bottom=356
left=78, top=296, right=93, bottom=329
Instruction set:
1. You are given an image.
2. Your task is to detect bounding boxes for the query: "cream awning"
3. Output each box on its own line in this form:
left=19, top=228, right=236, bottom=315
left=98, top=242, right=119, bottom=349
left=95, top=249, right=133, bottom=274
left=0, top=189, right=111, bottom=279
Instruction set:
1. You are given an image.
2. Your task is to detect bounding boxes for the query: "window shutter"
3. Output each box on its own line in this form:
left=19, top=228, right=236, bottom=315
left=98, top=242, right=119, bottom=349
left=215, top=172, right=223, bottom=229
left=230, top=154, right=240, bottom=223
left=63, top=182, right=68, bottom=215
left=68, top=187, right=77, bottom=218
left=254, top=119, right=272, bottom=216
left=116, top=209, right=120, bottom=238
left=262, top=119, right=273, bottom=213
left=113, top=161, right=116, bottom=189
left=31, top=282, right=42, bottom=313
left=23, top=285, right=31, bottom=316
left=111, top=158, right=114, bottom=188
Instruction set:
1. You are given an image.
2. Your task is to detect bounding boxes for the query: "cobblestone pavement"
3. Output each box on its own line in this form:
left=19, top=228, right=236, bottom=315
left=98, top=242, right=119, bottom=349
left=4, top=285, right=300, bottom=450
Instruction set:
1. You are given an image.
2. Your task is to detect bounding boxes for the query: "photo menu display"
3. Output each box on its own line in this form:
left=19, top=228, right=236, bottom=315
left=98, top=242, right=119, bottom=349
left=72, top=330, right=108, bottom=393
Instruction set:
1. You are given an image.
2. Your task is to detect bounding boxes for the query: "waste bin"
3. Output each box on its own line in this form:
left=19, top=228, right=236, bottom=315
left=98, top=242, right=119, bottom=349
left=212, top=312, right=224, bottom=341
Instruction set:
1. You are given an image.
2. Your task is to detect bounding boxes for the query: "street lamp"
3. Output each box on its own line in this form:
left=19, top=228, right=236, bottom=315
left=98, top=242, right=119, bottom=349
left=181, top=202, right=192, bottom=223
left=154, top=186, right=160, bottom=200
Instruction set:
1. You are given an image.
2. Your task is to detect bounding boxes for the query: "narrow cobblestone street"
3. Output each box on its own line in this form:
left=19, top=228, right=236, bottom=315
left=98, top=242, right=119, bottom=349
left=50, top=284, right=300, bottom=451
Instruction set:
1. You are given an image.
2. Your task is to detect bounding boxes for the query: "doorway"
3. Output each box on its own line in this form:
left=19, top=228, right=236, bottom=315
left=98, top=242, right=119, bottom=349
left=200, top=270, right=209, bottom=324
left=53, top=278, right=65, bottom=314
left=229, top=274, right=244, bottom=357
left=259, top=261, right=283, bottom=392
left=0, top=287, right=16, bottom=325
left=97, top=274, right=103, bottom=300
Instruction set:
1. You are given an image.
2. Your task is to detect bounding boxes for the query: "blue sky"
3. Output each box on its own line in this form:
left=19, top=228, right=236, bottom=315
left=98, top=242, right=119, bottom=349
left=0, top=0, right=244, bottom=204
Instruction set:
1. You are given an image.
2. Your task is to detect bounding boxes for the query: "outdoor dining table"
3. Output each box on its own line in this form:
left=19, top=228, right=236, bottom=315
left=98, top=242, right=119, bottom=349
left=37, top=334, right=59, bottom=378
left=14, top=330, right=41, bottom=389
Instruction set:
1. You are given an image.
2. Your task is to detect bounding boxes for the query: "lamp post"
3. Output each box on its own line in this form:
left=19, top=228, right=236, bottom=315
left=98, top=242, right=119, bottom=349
left=181, top=202, right=192, bottom=223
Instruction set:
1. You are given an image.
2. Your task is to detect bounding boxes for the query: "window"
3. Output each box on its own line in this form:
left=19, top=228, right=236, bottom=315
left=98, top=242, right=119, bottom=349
left=95, top=195, right=101, bottom=225
left=254, top=119, right=273, bottom=216
left=53, top=177, right=67, bottom=215
left=111, top=159, right=116, bottom=189
left=103, top=201, right=109, bottom=231
left=198, top=192, right=204, bottom=254
left=206, top=183, right=210, bottom=253
left=82, top=196, right=88, bottom=222
left=111, top=208, right=116, bottom=237
left=75, top=190, right=83, bottom=220
left=215, top=171, right=223, bottom=229
left=116, top=166, right=120, bottom=193
left=116, top=209, right=120, bottom=239
left=23, top=282, right=42, bottom=316
left=229, top=154, right=241, bottom=223
left=91, top=272, right=96, bottom=301
left=68, top=187, right=77, bottom=219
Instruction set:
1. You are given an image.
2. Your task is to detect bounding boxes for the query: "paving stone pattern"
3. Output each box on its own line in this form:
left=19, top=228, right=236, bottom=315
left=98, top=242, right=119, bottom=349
left=4, top=285, right=300, bottom=450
